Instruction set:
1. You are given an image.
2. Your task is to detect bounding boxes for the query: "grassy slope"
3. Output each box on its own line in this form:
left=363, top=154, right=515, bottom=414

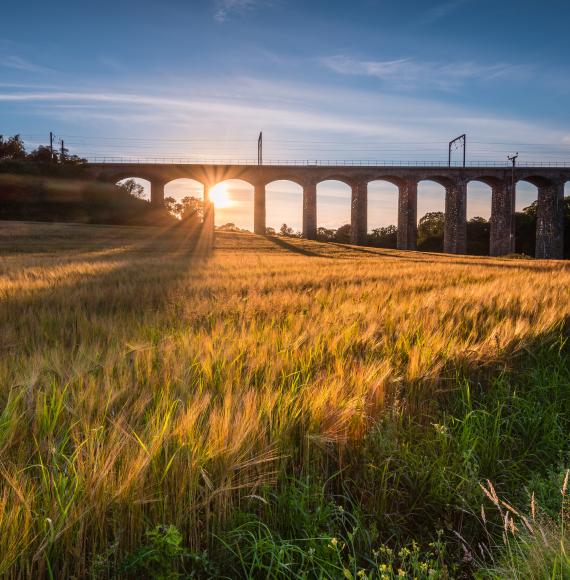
left=0, top=221, right=569, bottom=578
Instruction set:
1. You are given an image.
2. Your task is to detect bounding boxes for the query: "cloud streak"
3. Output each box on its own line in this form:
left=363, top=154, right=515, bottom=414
left=321, top=55, right=532, bottom=91
left=213, top=0, right=272, bottom=22
left=423, top=0, right=472, bottom=23
left=0, top=55, right=54, bottom=74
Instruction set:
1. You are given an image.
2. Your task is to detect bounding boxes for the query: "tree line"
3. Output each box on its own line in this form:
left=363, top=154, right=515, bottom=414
left=273, top=200, right=570, bottom=257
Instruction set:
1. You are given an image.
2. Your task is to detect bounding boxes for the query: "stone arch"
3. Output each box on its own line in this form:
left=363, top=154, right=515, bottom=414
left=416, top=179, right=447, bottom=252
left=316, top=179, right=352, bottom=240
left=514, top=179, right=540, bottom=256
left=163, top=178, right=206, bottom=220
left=466, top=180, right=493, bottom=255
left=210, top=178, right=254, bottom=231
left=315, top=174, right=354, bottom=187
left=264, top=180, right=303, bottom=235
left=367, top=179, right=399, bottom=240
left=565, top=180, right=570, bottom=259
left=116, top=177, right=152, bottom=201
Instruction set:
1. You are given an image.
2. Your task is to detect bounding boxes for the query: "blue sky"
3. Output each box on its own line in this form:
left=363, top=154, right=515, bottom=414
left=1, top=0, right=569, bottom=230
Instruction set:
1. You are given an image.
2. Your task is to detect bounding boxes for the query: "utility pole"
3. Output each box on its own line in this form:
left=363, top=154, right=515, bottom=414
left=49, top=132, right=55, bottom=163
left=60, top=139, right=65, bottom=163
left=448, top=134, right=466, bottom=167
left=258, top=132, right=263, bottom=166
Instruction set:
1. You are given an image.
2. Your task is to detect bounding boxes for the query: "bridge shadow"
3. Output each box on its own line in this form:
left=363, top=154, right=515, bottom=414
left=262, top=235, right=326, bottom=258
left=0, top=219, right=215, bottom=349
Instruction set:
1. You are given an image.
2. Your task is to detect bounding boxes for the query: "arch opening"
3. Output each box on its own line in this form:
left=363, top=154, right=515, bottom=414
left=564, top=181, right=569, bottom=259
left=164, top=178, right=206, bottom=220
left=116, top=178, right=151, bottom=202
left=316, top=180, right=351, bottom=242
left=417, top=180, right=446, bottom=252
left=514, top=180, right=539, bottom=256
left=466, top=180, right=492, bottom=256
left=367, top=180, right=398, bottom=248
left=211, top=179, right=254, bottom=232
left=265, top=180, right=303, bottom=236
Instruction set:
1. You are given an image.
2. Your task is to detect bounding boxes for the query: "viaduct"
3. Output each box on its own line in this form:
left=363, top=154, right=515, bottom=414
left=86, top=162, right=570, bottom=259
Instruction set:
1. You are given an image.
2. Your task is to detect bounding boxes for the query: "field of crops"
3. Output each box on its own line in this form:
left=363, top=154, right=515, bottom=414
left=1, top=220, right=569, bottom=578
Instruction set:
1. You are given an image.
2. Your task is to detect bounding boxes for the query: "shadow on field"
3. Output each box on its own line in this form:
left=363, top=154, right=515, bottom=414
left=0, top=221, right=214, bottom=336
left=263, top=235, right=326, bottom=258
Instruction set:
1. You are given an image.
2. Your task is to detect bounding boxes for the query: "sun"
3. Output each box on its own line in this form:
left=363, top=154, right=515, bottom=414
left=209, top=184, right=232, bottom=209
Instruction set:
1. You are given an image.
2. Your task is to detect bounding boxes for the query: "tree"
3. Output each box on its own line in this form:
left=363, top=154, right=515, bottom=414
left=265, top=226, right=276, bottom=235
left=417, top=211, right=445, bottom=252
left=119, top=179, right=146, bottom=200
left=369, top=225, right=397, bottom=248
left=316, top=227, right=335, bottom=241
left=27, top=145, right=55, bottom=163
left=466, top=216, right=490, bottom=256
left=280, top=223, right=295, bottom=237
left=334, top=224, right=351, bottom=243
left=218, top=222, right=240, bottom=231
left=179, top=196, right=204, bottom=224
left=0, top=134, right=26, bottom=160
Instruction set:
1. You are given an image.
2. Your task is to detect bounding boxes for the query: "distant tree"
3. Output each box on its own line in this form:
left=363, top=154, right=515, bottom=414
left=0, top=134, right=27, bottom=160
left=316, top=227, right=335, bottom=241
left=417, top=211, right=445, bottom=252
left=466, top=216, right=490, bottom=256
left=26, top=145, right=55, bottom=163
left=280, top=223, right=295, bottom=237
left=265, top=226, right=276, bottom=235
left=369, top=225, right=397, bottom=248
left=179, top=196, right=204, bottom=225
left=218, top=222, right=240, bottom=231
left=334, top=224, right=351, bottom=243
left=119, top=179, right=146, bottom=200
left=163, top=196, right=204, bottom=222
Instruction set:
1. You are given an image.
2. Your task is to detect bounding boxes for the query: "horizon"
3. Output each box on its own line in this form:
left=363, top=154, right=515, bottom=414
left=2, top=0, right=570, bottom=230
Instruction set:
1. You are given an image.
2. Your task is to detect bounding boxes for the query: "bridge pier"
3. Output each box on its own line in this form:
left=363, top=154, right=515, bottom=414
left=536, top=181, right=564, bottom=259
left=351, top=180, right=367, bottom=245
left=303, top=182, right=317, bottom=240
left=254, top=183, right=266, bottom=235
left=397, top=180, right=417, bottom=250
left=150, top=179, right=166, bottom=206
left=203, top=186, right=215, bottom=234
left=444, top=179, right=467, bottom=254
left=490, top=180, right=515, bottom=256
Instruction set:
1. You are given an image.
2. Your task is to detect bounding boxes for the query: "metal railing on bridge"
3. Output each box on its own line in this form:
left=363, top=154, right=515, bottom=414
left=86, top=157, right=570, bottom=168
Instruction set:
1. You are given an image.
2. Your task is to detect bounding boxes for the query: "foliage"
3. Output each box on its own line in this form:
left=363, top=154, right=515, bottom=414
left=0, top=134, right=86, bottom=165
left=165, top=195, right=204, bottom=222
left=368, top=225, right=398, bottom=248
left=119, top=178, right=146, bottom=200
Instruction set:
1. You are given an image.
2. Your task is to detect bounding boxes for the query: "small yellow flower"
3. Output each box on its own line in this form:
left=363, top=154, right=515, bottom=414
left=398, top=569, right=406, bottom=577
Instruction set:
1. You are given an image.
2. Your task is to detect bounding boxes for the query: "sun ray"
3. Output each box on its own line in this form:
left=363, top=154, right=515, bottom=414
left=209, top=184, right=232, bottom=209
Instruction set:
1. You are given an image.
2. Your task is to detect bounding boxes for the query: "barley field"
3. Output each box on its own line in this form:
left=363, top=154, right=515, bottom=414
left=1, top=220, right=569, bottom=578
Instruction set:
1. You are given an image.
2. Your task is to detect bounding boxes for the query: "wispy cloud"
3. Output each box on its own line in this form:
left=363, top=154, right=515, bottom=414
left=213, top=0, right=272, bottom=22
left=424, top=0, right=472, bottom=24
left=0, top=78, right=566, bottom=154
left=321, top=55, right=532, bottom=91
left=0, top=55, right=54, bottom=74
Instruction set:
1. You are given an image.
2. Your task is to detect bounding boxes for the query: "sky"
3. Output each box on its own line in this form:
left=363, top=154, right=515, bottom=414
left=1, top=0, right=570, bottom=231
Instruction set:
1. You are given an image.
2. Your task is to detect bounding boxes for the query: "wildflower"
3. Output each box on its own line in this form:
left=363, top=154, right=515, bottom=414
left=432, top=423, right=448, bottom=436
left=398, top=569, right=406, bottom=577
left=357, top=570, right=366, bottom=578
left=399, top=547, right=411, bottom=558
